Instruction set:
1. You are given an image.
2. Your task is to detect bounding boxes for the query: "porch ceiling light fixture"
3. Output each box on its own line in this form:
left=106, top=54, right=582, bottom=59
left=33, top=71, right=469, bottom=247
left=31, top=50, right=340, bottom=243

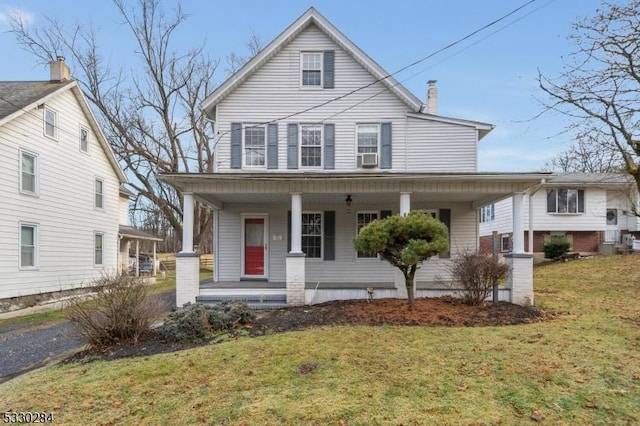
left=345, top=194, right=352, bottom=207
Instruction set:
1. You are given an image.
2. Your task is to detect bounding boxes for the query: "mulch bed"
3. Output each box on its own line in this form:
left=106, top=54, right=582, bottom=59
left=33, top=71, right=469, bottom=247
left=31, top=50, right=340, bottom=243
left=63, top=297, right=555, bottom=363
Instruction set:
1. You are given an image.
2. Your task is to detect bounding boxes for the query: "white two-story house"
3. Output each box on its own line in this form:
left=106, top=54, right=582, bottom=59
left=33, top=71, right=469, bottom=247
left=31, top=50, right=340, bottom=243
left=479, top=173, right=639, bottom=258
left=161, top=8, right=549, bottom=307
left=0, top=58, right=127, bottom=311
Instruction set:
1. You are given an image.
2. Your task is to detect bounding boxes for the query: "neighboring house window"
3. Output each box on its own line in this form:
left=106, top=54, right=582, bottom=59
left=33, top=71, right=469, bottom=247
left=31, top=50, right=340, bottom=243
left=20, top=224, right=37, bottom=268
left=44, top=108, right=57, bottom=139
left=480, top=204, right=495, bottom=223
left=301, top=124, right=322, bottom=167
left=606, top=208, right=618, bottom=225
left=95, top=179, right=104, bottom=209
left=80, top=127, right=89, bottom=152
left=501, top=233, right=511, bottom=252
left=357, top=212, right=378, bottom=258
left=301, top=52, right=322, bottom=87
left=547, top=189, right=585, bottom=214
left=94, top=233, right=104, bottom=265
left=302, top=212, right=322, bottom=258
left=20, top=150, right=37, bottom=194
left=244, top=126, right=266, bottom=167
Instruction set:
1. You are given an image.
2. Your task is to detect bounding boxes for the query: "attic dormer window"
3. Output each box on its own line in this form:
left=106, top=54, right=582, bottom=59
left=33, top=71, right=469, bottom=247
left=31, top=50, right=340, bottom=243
left=301, top=52, right=322, bottom=87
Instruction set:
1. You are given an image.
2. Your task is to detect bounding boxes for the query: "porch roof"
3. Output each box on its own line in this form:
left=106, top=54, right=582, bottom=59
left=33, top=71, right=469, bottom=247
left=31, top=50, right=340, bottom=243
left=160, top=172, right=553, bottom=209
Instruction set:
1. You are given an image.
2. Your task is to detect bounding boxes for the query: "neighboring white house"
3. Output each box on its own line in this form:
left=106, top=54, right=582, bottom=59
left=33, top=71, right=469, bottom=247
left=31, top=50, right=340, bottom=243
left=0, top=58, right=127, bottom=309
left=160, top=7, right=549, bottom=308
left=479, top=173, right=639, bottom=258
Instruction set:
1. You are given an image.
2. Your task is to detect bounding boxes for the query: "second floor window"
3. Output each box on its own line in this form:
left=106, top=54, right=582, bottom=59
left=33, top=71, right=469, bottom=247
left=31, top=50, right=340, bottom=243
left=301, top=52, right=322, bottom=87
left=301, top=125, right=322, bottom=167
left=245, top=126, right=266, bottom=167
left=547, top=189, right=584, bottom=214
left=44, top=108, right=57, bottom=139
left=357, top=124, right=379, bottom=154
left=95, top=179, right=104, bottom=209
left=20, top=151, right=37, bottom=194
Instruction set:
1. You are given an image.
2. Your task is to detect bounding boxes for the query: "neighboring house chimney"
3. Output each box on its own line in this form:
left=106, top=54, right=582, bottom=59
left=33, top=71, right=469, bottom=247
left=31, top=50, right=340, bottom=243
left=426, top=80, right=437, bottom=115
left=50, top=57, right=71, bottom=82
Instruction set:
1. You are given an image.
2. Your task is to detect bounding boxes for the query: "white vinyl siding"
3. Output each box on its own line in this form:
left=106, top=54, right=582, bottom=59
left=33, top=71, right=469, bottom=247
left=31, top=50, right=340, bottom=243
left=44, top=108, right=57, bottom=139
left=215, top=25, right=408, bottom=172
left=20, top=150, right=38, bottom=195
left=20, top=223, right=38, bottom=268
left=0, top=87, right=120, bottom=299
left=216, top=202, right=475, bottom=285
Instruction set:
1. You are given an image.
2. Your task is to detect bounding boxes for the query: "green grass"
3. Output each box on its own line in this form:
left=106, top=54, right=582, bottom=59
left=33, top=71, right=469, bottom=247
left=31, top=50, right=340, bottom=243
left=2, top=255, right=640, bottom=425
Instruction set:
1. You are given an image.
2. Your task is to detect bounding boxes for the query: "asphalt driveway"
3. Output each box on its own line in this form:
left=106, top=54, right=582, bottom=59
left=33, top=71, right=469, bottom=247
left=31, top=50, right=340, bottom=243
left=0, top=289, right=175, bottom=383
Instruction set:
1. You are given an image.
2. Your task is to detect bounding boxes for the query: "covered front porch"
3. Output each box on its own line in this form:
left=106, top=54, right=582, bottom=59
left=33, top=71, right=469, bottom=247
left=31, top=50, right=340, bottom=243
left=160, top=172, right=549, bottom=308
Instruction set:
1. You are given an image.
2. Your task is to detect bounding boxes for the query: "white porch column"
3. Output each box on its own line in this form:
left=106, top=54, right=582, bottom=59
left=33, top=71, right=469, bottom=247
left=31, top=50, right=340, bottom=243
left=528, top=192, right=534, bottom=254
left=176, top=192, right=199, bottom=307
left=395, top=192, right=412, bottom=299
left=287, top=192, right=305, bottom=306
left=505, top=192, right=533, bottom=306
left=400, top=192, right=411, bottom=216
left=152, top=241, right=157, bottom=277
left=135, top=240, right=140, bottom=277
left=512, top=192, right=525, bottom=254
left=290, top=193, right=303, bottom=254
left=182, top=192, right=195, bottom=253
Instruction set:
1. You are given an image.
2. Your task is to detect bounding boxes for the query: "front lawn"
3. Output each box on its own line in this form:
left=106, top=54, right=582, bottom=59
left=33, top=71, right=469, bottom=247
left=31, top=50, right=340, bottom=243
left=2, top=255, right=639, bottom=424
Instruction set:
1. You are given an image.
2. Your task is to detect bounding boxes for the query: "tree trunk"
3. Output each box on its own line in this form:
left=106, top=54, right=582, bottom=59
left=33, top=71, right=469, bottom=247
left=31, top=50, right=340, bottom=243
left=404, top=266, right=417, bottom=310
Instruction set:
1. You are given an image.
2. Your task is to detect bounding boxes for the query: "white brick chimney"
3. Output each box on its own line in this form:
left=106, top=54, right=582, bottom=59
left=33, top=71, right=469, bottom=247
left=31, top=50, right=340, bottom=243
left=50, top=57, right=71, bottom=82
left=426, top=80, right=437, bottom=115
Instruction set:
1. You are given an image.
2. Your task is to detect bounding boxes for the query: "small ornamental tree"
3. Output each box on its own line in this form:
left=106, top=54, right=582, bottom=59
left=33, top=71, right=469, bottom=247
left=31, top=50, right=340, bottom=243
left=353, top=211, right=449, bottom=310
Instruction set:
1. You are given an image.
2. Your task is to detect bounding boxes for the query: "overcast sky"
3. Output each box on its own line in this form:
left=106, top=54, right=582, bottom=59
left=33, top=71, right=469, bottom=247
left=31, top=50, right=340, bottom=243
left=0, top=0, right=612, bottom=171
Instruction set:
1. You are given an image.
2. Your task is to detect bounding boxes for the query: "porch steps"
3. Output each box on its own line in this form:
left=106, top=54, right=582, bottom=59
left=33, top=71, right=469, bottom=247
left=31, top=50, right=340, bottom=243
left=196, top=294, right=287, bottom=310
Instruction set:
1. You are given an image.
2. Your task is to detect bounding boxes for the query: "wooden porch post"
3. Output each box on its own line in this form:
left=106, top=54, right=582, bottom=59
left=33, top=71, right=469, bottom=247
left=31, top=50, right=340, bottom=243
left=152, top=241, right=157, bottom=277
left=290, top=192, right=303, bottom=253
left=182, top=192, right=195, bottom=253
left=135, top=240, right=140, bottom=277
left=176, top=192, right=199, bottom=306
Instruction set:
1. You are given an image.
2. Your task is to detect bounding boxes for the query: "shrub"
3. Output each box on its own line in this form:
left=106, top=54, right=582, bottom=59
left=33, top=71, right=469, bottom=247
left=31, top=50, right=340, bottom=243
left=543, top=236, right=571, bottom=259
left=450, top=250, right=510, bottom=306
left=159, top=302, right=255, bottom=343
left=65, top=275, right=162, bottom=348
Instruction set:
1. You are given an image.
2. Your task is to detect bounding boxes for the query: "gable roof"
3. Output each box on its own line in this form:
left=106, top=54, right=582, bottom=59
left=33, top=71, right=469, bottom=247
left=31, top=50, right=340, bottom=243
left=546, top=172, right=634, bottom=187
left=201, top=7, right=424, bottom=115
left=0, top=80, right=126, bottom=183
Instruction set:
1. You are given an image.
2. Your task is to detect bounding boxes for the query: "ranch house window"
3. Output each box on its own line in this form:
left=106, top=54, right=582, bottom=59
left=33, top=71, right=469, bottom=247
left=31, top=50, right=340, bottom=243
left=547, top=189, right=584, bottom=214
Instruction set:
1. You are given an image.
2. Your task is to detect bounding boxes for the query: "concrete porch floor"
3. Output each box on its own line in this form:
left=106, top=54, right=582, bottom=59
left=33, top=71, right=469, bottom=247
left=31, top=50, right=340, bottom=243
left=199, top=280, right=395, bottom=290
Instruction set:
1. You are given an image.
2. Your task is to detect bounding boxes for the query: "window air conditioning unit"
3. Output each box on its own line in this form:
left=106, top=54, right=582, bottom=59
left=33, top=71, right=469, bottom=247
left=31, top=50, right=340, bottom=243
left=358, top=153, right=378, bottom=168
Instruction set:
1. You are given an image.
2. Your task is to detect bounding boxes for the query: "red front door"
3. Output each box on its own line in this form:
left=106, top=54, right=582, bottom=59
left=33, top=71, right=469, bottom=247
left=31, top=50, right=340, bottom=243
left=244, top=218, right=265, bottom=276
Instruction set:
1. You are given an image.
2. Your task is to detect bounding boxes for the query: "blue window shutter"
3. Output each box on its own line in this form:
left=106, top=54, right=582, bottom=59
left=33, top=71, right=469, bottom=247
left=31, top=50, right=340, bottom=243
left=380, top=122, right=392, bottom=169
left=230, top=122, right=242, bottom=169
left=287, top=123, right=298, bottom=169
left=323, top=50, right=334, bottom=89
left=324, top=123, right=335, bottom=170
left=267, top=123, right=278, bottom=169
left=439, top=208, right=451, bottom=259
left=324, top=211, right=335, bottom=260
